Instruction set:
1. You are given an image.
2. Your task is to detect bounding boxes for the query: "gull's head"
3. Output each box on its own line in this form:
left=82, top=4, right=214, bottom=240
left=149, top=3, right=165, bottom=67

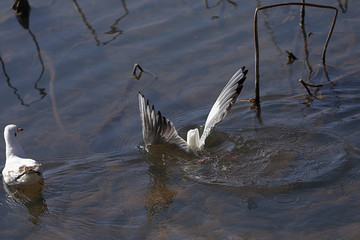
left=187, top=128, right=200, bottom=151
left=4, top=124, right=23, bottom=138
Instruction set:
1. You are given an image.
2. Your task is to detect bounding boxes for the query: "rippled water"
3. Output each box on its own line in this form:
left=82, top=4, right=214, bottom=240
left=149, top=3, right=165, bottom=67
left=0, top=0, right=360, bottom=239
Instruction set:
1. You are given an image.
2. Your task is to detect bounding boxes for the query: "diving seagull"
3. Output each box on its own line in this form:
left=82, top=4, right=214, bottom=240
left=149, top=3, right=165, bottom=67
left=2, top=124, right=43, bottom=185
left=139, top=66, right=248, bottom=154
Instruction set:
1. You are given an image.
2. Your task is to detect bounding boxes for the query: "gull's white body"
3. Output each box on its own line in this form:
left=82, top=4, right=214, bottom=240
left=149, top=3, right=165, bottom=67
left=139, top=66, right=248, bottom=154
left=2, top=124, right=43, bottom=185
left=187, top=128, right=200, bottom=151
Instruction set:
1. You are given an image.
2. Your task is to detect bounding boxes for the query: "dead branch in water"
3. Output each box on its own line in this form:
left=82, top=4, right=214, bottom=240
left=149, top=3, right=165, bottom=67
left=253, top=2, right=338, bottom=103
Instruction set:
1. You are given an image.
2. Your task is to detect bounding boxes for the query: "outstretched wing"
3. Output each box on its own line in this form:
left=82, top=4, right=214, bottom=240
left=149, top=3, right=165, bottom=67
left=199, top=66, right=248, bottom=148
left=138, top=92, right=192, bottom=153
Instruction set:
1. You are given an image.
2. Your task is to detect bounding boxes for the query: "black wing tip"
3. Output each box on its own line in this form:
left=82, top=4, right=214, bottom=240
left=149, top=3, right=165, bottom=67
left=230, top=66, right=248, bottom=96
left=139, top=93, right=158, bottom=117
left=139, top=93, right=152, bottom=110
left=236, top=66, right=248, bottom=88
left=240, top=66, right=248, bottom=76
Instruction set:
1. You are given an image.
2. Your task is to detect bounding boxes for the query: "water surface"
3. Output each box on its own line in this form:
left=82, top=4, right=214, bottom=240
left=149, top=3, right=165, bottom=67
left=0, top=0, right=359, bottom=239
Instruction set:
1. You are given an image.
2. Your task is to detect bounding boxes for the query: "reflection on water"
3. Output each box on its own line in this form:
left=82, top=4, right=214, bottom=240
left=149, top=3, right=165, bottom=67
left=145, top=163, right=177, bottom=223
left=204, top=0, right=239, bottom=20
left=143, top=146, right=192, bottom=223
left=338, top=0, right=348, bottom=13
left=3, top=181, right=48, bottom=225
left=0, top=0, right=360, bottom=238
left=204, top=0, right=238, bottom=9
left=0, top=0, right=46, bottom=106
left=72, top=0, right=128, bottom=46
left=12, top=0, right=31, bottom=29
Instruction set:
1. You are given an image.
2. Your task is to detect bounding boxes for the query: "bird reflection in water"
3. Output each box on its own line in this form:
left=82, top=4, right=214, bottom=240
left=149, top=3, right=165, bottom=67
left=145, top=165, right=177, bottom=223
left=3, top=180, right=48, bottom=225
left=143, top=148, right=191, bottom=223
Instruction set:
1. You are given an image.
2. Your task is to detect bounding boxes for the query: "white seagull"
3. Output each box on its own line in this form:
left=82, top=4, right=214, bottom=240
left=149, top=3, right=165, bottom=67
left=139, top=66, right=248, bottom=155
left=2, top=124, right=43, bottom=186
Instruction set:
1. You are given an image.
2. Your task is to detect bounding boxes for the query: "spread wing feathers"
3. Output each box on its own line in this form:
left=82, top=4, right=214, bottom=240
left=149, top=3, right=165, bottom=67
left=138, top=93, right=191, bottom=153
left=199, top=66, right=248, bottom=148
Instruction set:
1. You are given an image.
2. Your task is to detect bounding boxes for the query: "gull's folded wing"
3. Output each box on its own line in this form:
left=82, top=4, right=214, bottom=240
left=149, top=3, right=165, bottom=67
left=14, top=163, right=42, bottom=181
left=199, top=66, right=248, bottom=148
left=138, top=93, right=191, bottom=153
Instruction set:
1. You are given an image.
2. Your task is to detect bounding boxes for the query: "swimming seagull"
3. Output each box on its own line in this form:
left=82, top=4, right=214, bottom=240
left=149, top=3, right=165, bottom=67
left=138, top=66, right=248, bottom=154
left=2, top=124, right=43, bottom=186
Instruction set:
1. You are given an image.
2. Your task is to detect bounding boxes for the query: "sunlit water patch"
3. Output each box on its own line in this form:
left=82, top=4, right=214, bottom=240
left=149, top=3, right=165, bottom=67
left=183, top=125, right=352, bottom=188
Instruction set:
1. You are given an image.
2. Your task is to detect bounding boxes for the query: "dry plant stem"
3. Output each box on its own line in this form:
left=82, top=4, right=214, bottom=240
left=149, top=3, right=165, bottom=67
left=132, top=63, right=143, bottom=76
left=304, top=82, right=323, bottom=88
left=254, top=2, right=338, bottom=103
left=300, top=1, right=313, bottom=79
left=132, top=63, right=158, bottom=83
left=299, top=79, right=312, bottom=96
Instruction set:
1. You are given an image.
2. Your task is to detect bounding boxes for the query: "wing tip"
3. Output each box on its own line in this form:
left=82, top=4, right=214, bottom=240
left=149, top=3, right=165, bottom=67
left=236, top=66, right=248, bottom=88
left=240, top=66, right=248, bottom=78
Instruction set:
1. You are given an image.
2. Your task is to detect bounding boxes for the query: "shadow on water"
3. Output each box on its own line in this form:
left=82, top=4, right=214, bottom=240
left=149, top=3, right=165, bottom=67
left=0, top=0, right=46, bottom=106
left=72, top=0, right=128, bottom=46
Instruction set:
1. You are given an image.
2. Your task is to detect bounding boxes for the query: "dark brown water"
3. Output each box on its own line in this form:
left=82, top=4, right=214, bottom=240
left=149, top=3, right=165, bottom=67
left=0, top=0, right=359, bottom=239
